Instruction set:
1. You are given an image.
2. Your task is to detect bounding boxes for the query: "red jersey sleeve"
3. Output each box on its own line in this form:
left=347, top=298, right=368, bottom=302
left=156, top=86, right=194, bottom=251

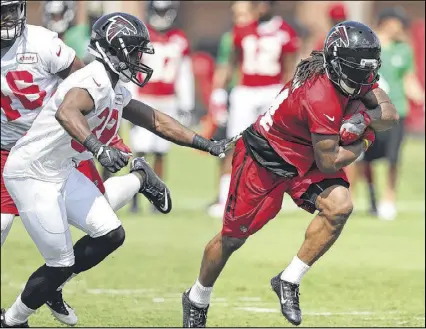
left=305, top=79, right=344, bottom=135
left=281, top=21, right=300, bottom=53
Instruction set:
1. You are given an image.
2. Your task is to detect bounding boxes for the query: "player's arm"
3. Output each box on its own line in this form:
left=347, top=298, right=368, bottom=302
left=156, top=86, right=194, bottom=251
left=56, top=56, right=85, bottom=80
left=358, top=87, right=400, bottom=131
left=312, top=134, right=366, bottom=173
left=55, top=88, right=130, bottom=172
left=123, top=99, right=237, bottom=157
left=55, top=88, right=94, bottom=143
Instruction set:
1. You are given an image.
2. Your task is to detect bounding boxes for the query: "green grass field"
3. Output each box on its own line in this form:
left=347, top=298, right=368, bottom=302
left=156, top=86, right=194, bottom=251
left=1, top=137, right=425, bottom=327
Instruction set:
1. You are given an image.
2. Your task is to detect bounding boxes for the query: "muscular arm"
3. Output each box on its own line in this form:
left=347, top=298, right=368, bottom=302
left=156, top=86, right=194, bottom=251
left=123, top=99, right=197, bottom=147
left=312, top=133, right=365, bottom=173
left=359, top=87, right=400, bottom=131
left=57, top=56, right=85, bottom=80
left=55, top=88, right=94, bottom=143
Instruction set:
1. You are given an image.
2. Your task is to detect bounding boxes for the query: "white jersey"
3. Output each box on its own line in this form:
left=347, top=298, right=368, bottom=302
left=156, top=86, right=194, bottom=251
left=3, top=60, right=132, bottom=182
left=1, top=25, right=76, bottom=150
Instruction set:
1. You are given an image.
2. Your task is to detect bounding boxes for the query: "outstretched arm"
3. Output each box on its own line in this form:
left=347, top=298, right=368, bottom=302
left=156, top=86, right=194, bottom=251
left=123, top=99, right=237, bottom=157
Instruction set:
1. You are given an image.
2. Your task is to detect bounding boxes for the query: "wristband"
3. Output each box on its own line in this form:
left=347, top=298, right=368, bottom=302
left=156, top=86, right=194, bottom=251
left=192, top=134, right=212, bottom=152
left=83, top=134, right=103, bottom=155
left=362, top=139, right=370, bottom=151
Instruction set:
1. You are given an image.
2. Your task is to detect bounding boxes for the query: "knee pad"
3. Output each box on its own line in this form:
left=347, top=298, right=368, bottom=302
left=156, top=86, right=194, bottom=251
left=100, top=225, right=125, bottom=250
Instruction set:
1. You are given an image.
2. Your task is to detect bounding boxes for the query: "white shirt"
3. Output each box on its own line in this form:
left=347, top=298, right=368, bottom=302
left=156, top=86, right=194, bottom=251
left=4, top=60, right=132, bottom=182
left=1, top=25, right=76, bottom=150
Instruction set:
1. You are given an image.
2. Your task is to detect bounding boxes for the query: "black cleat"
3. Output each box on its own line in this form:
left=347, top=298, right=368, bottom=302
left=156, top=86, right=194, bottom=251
left=182, top=290, right=209, bottom=328
left=130, top=157, right=172, bottom=214
left=1, top=308, right=29, bottom=328
left=271, top=273, right=302, bottom=326
left=45, top=290, right=77, bottom=326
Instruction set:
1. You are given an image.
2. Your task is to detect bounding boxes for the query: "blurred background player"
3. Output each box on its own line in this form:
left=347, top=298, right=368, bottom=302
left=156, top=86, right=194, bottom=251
left=346, top=7, right=425, bottom=220
left=129, top=0, right=194, bottom=213
left=314, top=2, right=347, bottom=50
left=208, top=0, right=301, bottom=217
left=205, top=1, right=256, bottom=212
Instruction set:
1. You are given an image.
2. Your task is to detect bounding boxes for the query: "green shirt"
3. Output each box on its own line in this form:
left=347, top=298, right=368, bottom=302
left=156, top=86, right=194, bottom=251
left=63, top=24, right=91, bottom=61
left=378, top=41, right=415, bottom=117
left=216, top=31, right=239, bottom=89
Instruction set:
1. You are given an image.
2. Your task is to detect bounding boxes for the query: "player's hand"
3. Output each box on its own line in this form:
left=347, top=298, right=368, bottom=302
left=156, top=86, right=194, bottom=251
left=83, top=134, right=131, bottom=173
left=96, top=146, right=131, bottom=173
left=361, top=127, right=375, bottom=151
left=208, top=133, right=242, bottom=158
left=340, top=110, right=372, bottom=145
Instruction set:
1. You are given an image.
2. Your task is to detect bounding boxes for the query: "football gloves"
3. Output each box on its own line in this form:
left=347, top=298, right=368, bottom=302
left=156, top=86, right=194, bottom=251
left=192, top=133, right=241, bottom=159
left=83, top=134, right=131, bottom=173
left=340, top=110, right=372, bottom=145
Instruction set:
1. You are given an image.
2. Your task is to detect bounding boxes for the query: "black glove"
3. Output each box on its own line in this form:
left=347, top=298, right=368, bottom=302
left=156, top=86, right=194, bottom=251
left=192, top=133, right=241, bottom=158
left=83, top=134, right=131, bottom=173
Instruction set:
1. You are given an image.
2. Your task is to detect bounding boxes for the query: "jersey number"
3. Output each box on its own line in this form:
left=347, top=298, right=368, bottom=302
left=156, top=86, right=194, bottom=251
left=1, top=70, right=47, bottom=121
left=143, top=42, right=181, bottom=84
left=259, top=88, right=289, bottom=131
left=71, top=108, right=119, bottom=153
left=241, top=35, right=282, bottom=76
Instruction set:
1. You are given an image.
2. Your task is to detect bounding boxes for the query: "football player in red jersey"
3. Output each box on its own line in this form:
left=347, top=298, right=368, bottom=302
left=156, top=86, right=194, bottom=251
left=182, top=21, right=399, bottom=327
left=208, top=0, right=301, bottom=218
left=129, top=0, right=194, bottom=213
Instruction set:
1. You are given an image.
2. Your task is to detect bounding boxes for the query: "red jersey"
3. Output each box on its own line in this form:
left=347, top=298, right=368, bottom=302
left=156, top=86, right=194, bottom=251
left=233, top=16, right=300, bottom=87
left=137, top=26, right=190, bottom=96
left=248, top=74, right=378, bottom=177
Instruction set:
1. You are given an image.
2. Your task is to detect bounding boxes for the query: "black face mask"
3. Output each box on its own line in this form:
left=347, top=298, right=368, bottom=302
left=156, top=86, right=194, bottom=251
left=1, top=2, right=26, bottom=44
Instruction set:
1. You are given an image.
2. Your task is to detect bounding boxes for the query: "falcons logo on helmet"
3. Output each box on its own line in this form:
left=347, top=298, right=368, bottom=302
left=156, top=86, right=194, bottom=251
left=326, top=25, right=349, bottom=50
left=106, top=15, right=138, bottom=44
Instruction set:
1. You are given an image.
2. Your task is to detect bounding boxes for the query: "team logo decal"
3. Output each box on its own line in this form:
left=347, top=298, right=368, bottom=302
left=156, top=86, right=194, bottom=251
left=106, top=15, right=137, bottom=44
left=325, top=25, right=349, bottom=49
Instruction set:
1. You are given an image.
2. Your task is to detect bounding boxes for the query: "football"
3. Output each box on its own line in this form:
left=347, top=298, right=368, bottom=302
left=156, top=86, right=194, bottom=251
left=344, top=99, right=368, bottom=118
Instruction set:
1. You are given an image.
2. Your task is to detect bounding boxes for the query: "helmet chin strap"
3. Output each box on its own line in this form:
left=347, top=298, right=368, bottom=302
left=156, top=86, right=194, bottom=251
left=339, top=79, right=356, bottom=95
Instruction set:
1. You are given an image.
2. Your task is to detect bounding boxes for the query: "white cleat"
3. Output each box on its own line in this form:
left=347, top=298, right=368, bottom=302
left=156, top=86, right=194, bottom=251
left=46, top=292, right=78, bottom=326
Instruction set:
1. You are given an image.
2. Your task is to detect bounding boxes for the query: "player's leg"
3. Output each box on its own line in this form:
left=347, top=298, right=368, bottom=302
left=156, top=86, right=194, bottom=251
left=76, top=159, right=143, bottom=213
left=379, top=119, right=405, bottom=220
left=271, top=174, right=352, bottom=326
left=0, top=214, right=14, bottom=247
left=183, top=139, right=286, bottom=327
left=1, top=150, right=18, bottom=247
left=2, top=177, right=75, bottom=327
left=64, top=169, right=125, bottom=276
left=129, top=124, right=155, bottom=213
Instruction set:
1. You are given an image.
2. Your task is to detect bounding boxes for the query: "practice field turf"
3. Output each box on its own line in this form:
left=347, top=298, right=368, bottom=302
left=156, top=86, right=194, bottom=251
left=1, top=137, right=425, bottom=327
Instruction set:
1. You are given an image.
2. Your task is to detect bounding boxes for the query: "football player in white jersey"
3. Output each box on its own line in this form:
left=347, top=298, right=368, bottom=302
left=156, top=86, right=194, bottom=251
left=1, top=12, right=236, bottom=327
left=1, top=1, right=195, bottom=326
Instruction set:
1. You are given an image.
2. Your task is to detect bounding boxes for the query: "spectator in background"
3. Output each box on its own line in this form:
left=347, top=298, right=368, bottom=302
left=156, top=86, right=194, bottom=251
left=314, top=2, right=347, bottom=51
left=347, top=7, right=425, bottom=220
left=62, top=1, right=103, bottom=64
left=42, top=1, right=76, bottom=38
left=205, top=1, right=257, bottom=213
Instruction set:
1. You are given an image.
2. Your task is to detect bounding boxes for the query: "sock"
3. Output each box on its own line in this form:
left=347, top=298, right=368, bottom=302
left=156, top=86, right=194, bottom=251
left=1, top=213, right=15, bottom=247
left=188, top=279, right=212, bottom=308
left=56, top=273, right=77, bottom=292
left=219, top=174, right=231, bottom=205
left=5, top=295, right=35, bottom=325
left=104, top=173, right=142, bottom=212
left=280, top=256, right=310, bottom=285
